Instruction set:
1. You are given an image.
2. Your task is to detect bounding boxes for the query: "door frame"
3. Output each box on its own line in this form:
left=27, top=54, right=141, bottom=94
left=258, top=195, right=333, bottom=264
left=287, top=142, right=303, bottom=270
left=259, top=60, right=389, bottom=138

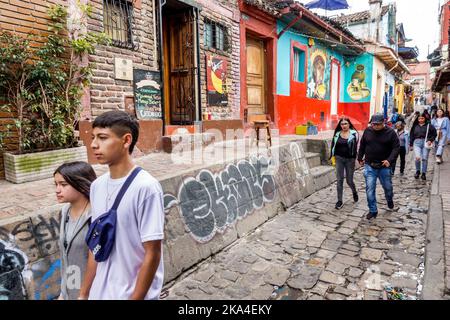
left=330, top=59, right=341, bottom=116
left=239, top=5, right=277, bottom=125
left=245, top=35, right=267, bottom=116
left=161, top=4, right=200, bottom=126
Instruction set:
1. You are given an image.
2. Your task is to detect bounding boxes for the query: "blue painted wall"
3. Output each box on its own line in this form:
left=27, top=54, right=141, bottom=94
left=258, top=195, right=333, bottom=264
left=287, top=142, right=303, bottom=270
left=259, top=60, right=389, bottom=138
left=342, top=53, right=374, bottom=103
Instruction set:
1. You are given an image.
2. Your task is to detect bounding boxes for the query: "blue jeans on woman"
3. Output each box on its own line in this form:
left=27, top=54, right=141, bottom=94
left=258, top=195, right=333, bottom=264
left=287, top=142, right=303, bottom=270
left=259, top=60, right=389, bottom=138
left=413, top=139, right=431, bottom=173
left=435, top=135, right=447, bottom=157
left=363, top=164, right=393, bottom=214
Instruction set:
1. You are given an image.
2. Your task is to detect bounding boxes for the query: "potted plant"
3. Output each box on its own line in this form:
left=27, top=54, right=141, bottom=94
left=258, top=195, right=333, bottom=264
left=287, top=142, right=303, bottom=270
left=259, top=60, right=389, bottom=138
left=0, top=4, right=110, bottom=183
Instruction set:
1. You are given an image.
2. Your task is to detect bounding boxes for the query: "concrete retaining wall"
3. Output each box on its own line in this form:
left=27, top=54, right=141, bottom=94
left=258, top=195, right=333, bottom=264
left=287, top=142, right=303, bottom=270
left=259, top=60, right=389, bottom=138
left=0, top=139, right=335, bottom=299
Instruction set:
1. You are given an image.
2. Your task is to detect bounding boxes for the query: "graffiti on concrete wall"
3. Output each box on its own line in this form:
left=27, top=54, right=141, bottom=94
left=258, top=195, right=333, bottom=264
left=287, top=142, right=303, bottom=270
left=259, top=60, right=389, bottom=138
left=290, top=142, right=310, bottom=187
left=0, top=240, right=28, bottom=300
left=164, top=156, right=276, bottom=242
left=0, top=213, right=61, bottom=300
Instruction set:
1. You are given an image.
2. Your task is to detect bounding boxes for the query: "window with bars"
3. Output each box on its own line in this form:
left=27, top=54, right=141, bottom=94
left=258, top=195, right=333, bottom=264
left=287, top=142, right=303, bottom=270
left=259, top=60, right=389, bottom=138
left=103, top=0, right=136, bottom=49
left=204, top=19, right=229, bottom=53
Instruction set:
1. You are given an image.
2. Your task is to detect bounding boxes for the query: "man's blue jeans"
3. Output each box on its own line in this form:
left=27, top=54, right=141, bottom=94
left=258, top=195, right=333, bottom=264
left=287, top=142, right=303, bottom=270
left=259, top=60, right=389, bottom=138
left=363, top=164, right=394, bottom=213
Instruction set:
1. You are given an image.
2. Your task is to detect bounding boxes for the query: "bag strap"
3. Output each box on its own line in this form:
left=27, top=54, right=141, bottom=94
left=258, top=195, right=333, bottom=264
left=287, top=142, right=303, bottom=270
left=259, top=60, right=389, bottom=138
left=111, top=167, right=142, bottom=210
left=425, top=124, right=429, bottom=142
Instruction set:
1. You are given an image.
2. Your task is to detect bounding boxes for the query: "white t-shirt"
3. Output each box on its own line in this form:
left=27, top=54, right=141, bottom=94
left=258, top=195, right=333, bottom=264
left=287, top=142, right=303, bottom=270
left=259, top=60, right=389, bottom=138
left=88, top=168, right=165, bottom=300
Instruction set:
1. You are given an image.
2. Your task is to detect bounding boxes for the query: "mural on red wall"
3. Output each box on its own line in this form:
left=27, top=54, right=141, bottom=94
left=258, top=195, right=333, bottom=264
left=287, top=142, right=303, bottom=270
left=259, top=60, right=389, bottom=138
left=206, top=54, right=228, bottom=106
left=307, top=47, right=330, bottom=100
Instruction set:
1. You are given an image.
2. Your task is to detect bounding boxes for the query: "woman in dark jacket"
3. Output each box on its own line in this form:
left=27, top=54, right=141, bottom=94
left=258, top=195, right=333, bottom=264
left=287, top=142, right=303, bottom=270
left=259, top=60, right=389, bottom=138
left=410, top=112, right=437, bottom=180
left=330, top=117, right=359, bottom=209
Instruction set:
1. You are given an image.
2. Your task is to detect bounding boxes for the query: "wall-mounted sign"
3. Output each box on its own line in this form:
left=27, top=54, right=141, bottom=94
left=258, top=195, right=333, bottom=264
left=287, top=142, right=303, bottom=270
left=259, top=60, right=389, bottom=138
left=133, top=69, right=162, bottom=120
left=206, top=54, right=228, bottom=107
left=114, top=57, right=133, bottom=81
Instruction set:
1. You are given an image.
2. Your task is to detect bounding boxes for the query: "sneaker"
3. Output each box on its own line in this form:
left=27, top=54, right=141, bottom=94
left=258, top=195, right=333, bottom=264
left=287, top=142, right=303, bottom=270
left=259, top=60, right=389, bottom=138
left=437, top=156, right=443, bottom=164
left=366, top=211, right=378, bottom=220
left=400, top=172, right=404, bottom=176
left=335, top=201, right=344, bottom=210
left=353, top=192, right=359, bottom=203
left=421, top=173, right=426, bottom=181
left=387, top=200, right=398, bottom=211
left=414, top=171, right=420, bottom=179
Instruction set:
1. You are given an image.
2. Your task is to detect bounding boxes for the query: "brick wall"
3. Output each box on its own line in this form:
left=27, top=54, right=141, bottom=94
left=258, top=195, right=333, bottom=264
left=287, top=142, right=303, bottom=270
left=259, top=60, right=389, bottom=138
left=86, top=0, right=157, bottom=118
left=86, top=0, right=241, bottom=121
left=198, top=0, right=241, bottom=120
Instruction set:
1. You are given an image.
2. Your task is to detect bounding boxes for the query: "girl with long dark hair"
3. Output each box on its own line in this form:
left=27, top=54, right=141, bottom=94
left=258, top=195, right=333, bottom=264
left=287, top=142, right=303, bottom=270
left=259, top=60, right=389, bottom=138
left=330, top=117, right=359, bottom=210
left=410, top=112, right=437, bottom=180
left=54, top=161, right=97, bottom=300
left=431, top=108, right=450, bottom=164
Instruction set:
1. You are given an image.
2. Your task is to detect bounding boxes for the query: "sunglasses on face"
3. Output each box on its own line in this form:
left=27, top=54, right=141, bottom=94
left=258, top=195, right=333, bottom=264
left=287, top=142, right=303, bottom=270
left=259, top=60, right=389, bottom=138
left=340, top=123, right=349, bottom=126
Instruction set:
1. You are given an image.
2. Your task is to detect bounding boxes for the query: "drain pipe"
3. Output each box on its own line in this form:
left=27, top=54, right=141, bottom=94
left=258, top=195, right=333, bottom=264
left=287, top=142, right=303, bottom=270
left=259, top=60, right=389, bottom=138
left=158, top=0, right=166, bottom=136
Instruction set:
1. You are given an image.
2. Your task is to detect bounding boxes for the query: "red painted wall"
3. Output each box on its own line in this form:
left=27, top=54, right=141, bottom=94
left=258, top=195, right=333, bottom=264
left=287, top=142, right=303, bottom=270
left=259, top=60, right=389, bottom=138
left=441, top=2, right=450, bottom=46
left=338, top=102, right=371, bottom=130
left=239, top=2, right=277, bottom=126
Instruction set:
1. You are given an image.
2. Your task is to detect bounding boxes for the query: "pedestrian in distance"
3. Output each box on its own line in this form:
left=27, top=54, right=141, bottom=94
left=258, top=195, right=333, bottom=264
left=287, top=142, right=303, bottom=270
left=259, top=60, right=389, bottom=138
left=81, top=110, right=165, bottom=300
left=391, top=121, right=409, bottom=176
left=410, top=112, right=437, bottom=180
left=54, top=161, right=97, bottom=300
left=431, top=108, right=449, bottom=164
left=357, top=113, right=400, bottom=220
left=330, top=117, right=359, bottom=210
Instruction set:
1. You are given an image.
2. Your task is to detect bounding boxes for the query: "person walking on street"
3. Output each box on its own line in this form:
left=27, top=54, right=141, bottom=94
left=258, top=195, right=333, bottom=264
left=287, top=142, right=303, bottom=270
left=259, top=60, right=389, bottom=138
left=330, top=117, right=359, bottom=210
left=81, top=111, right=165, bottom=300
left=391, top=121, right=409, bottom=176
left=53, top=161, right=97, bottom=300
left=431, top=108, right=449, bottom=164
left=357, top=113, right=400, bottom=220
left=410, top=112, right=437, bottom=180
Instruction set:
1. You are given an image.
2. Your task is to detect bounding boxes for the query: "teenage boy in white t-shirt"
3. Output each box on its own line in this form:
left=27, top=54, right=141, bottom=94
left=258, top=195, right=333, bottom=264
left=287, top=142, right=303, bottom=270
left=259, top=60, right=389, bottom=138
left=78, top=111, right=165, bottom=300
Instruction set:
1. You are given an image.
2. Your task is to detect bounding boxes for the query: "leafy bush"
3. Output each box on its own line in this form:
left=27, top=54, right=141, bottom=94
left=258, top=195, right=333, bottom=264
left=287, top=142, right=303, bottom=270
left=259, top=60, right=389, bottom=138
left=0, top=4, right=110, bottom=153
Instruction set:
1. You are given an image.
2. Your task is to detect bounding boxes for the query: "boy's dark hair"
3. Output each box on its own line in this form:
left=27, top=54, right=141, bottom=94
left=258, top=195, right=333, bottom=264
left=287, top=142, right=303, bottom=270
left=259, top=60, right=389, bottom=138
left=54, top=161, right=97, bottom=199
left=93, top=111, right=139, bottom=154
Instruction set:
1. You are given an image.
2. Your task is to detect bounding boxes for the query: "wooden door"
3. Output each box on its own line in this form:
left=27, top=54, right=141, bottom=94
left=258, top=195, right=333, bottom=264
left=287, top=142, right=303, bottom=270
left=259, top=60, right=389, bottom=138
left=165, top=11, right=196, bottom=125
left=246, top=37, right=266, bottom=115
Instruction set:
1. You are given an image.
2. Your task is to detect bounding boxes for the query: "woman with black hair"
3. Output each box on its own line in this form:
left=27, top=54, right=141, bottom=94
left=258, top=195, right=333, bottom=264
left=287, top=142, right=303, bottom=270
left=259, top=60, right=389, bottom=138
left=330, top=117, right=359, bottom=210
left=54, top=161, right=97, bottom=300
left=410, top=112, right=437, bottom=180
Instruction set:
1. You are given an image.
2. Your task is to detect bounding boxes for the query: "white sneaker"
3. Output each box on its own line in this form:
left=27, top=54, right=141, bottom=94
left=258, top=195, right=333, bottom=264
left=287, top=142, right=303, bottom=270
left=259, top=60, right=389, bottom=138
left=436, top=156, right=442, bottom=164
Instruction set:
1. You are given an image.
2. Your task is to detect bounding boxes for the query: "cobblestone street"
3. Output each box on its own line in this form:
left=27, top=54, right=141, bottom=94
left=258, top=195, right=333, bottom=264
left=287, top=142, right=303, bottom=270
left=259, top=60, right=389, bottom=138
left=164, top=153, right=432, bottom=300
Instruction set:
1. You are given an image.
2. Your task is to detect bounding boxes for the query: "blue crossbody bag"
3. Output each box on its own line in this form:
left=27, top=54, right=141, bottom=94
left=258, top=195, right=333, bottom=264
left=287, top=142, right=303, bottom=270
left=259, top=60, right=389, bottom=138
left=85, top=167, right=142, bottom=262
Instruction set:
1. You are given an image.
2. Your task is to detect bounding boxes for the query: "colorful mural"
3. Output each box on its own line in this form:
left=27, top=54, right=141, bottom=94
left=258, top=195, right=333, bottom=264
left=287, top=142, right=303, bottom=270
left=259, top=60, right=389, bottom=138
left=346, top=64, right=371, bottom=101
left=343, top=54, right=373, bottom=103
left=206, top=54, right=228, bottom=107
left=307, top=47, right=330, bottom=100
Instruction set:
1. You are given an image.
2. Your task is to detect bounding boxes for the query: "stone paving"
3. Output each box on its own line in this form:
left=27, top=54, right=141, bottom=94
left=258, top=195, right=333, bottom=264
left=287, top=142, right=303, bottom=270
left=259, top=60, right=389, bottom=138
left=163, top=153, right=432, bottom=300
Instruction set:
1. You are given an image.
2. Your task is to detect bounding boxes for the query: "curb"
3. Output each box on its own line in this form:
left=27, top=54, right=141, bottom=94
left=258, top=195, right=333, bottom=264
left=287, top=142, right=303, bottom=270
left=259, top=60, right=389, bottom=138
left=422, top=159, right=445, bottom=299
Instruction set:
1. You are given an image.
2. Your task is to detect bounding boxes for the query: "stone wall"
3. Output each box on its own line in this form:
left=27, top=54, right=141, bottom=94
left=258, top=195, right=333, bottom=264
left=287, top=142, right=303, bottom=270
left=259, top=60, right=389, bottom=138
left=0, top=138, right=335, bottom=299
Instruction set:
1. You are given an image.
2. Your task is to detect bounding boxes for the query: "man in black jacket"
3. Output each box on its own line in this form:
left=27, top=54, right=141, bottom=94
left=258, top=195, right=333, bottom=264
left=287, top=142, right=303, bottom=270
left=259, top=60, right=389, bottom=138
left=358, top=113, right=400, bottom=220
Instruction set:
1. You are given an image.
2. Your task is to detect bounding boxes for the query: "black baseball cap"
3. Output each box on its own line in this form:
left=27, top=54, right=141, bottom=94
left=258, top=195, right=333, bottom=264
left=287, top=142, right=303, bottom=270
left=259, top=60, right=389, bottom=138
left=370, top=113, right=384, bottom=124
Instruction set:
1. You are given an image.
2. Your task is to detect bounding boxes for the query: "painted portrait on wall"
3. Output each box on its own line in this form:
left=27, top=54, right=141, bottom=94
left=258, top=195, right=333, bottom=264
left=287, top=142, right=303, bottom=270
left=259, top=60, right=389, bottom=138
left=206, top=54, right=228, bottom=107
left=346, top=64, right=371, bottom=100
left=307, top=47, right=330, bottom=100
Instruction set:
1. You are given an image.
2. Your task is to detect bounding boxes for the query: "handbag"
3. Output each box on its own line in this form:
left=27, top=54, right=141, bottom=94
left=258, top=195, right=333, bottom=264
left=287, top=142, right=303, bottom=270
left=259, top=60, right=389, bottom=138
left=424, top=124, right=433, bottom=150
left=85, top=167, right=142, bottom=262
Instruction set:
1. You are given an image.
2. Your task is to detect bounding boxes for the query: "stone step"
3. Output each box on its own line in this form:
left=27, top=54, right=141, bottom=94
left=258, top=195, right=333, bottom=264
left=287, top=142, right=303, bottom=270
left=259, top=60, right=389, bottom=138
left=305, top=152, right=322, bottom=169
left=162, top=132, right=215, bottom=153
left=310, top=165, right=337, bottom=192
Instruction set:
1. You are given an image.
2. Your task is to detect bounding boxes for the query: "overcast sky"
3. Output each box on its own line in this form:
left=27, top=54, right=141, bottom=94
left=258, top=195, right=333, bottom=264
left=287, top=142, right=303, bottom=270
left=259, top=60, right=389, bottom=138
left=300, top=0, right=443, bottom=61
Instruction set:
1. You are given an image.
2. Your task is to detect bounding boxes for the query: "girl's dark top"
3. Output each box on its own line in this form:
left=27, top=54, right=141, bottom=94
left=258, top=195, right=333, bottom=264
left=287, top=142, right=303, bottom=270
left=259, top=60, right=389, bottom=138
left=410, top=123, right=437, bottom=146
left=334, top=136, right=353, bottom=158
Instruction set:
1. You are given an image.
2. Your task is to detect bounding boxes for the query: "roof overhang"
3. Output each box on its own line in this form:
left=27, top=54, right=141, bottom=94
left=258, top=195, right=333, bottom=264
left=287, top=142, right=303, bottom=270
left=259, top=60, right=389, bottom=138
left=432, top=62, right=450, bottom=91
left=367, top=44, right=410, bottom=74
left=278, top=3, right=365, bottom=56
